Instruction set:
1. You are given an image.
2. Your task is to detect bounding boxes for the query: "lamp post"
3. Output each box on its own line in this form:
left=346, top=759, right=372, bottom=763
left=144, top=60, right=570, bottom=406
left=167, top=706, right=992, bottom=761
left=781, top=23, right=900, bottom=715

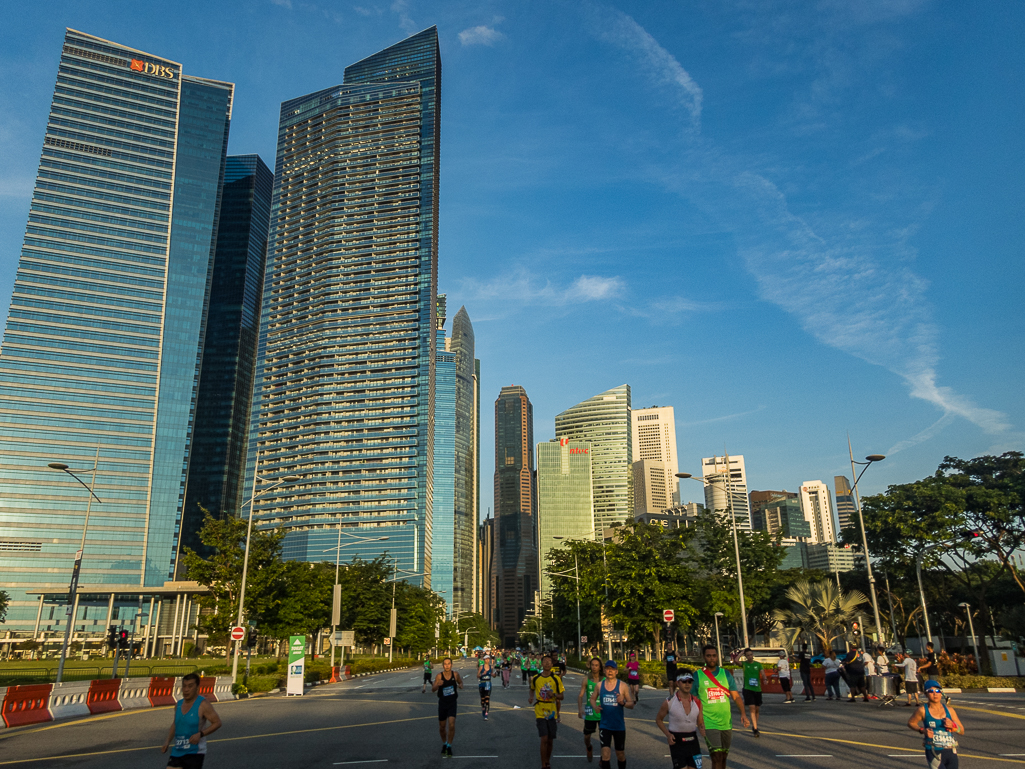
left=677, top=470, right=749, bottom=647
left=550, top=537, right=582, bottom=659
left=958, top=602, right=981, bottom=673
left=323, top=534, right=388, bottom=666
left=384, top=565, right=426, bottom=662
left=231, top=473, right=301, bottom=683
left=847, top=439, right=886, bottom=645
left=713, top=612, right=724, bottom=663
left=915, top=543, right=943, bottom=649
left=47, top=449, right=102, bottom=685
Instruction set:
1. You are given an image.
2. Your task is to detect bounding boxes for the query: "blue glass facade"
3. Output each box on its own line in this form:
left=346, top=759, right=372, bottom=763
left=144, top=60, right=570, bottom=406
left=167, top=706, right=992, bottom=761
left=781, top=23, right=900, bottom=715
left=0, top=30, right=232, bottom=631
left=432, top=324, right=456, bottom=615
left=245, top=28, right=441, bottom=584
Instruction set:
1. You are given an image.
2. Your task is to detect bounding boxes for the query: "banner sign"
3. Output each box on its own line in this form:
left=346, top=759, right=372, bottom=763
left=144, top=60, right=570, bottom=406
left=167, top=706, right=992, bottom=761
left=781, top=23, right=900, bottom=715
left=287, top=635, right=305, bottom=696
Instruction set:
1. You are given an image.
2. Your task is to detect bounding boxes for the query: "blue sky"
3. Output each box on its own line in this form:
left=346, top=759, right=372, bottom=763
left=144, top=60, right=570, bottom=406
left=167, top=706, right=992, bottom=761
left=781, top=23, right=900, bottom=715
left=0, top=1, right=1021, bottom=514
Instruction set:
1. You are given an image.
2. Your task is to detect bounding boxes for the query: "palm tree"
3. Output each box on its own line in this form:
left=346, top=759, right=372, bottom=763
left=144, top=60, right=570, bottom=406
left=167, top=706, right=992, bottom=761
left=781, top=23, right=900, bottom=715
left=772, top=579, right=868, bottom=652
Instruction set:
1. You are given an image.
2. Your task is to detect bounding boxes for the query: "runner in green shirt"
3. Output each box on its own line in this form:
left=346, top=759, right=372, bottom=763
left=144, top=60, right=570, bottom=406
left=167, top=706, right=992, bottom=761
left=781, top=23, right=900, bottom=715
left=740, top=648, right=767, bottom=737
left=422, top=657, right=433, bottom=694
left=521, top=652, right=530, bottom=685
left=693, top=644, right=749, bottom=769
left=576, top=656, right=604, bottom=763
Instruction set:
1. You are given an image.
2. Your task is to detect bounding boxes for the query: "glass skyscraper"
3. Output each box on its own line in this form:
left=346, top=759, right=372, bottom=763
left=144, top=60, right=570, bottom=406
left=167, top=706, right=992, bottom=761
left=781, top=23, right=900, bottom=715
left=449, top=305, right=476, bottom=617
left=178, top=155, right=271, bottom=566
left=554, top=384, right=633, bottom=533
left=432, top=301, right=455, bottom=614
left=245, top=28, right=441, bottom=583
left=493, top=385, right=537, bottom=646
left=536, top=439, right=594, bottom=596
left=0, top=30, right=232, bottom=631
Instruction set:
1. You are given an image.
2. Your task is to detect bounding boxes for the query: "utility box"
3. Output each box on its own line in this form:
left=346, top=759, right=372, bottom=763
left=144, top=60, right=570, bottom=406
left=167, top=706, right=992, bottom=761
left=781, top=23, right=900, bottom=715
left=990, top=649, right=1022, bottom=676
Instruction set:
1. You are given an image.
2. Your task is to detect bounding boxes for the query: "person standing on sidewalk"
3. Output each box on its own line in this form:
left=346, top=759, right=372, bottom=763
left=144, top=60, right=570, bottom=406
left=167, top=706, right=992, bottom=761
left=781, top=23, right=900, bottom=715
left=822, top=650, right=842, bottom=700
left=578, top=656, right=604, bottom=764
left=740, top=649, right=766, bottom=736
left=775, top=651, right=794, bottom=704
left=896, top=652, right=921, bottom=707
left=655, top=672, right=706, bottom=769
left=843, top=648, right=869, bottom=702
left=693, top=645, right=749, bottom=769
left=161, top=673, right=221, bottom=769
left=797, top=644, right=816, bottom=702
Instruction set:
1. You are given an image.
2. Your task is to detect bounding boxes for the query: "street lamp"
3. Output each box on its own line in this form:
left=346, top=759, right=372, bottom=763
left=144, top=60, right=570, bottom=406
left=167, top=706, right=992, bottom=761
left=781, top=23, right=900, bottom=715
left=384, top=565, right=426, bottom=662
left=47, top=449, right=102, bottom=685
left=323, top=534, right=388, bottom=666
left=677, top=470, right=749, bottom=647
left=847, top=439, right=886, bottom=645
left=958, top=603, right=981, bottom=673
left=231, top=473, right=301, bottom=683
left=713, top=612, right=724, bottom=663
left=550, top=537, right=582, bottom=659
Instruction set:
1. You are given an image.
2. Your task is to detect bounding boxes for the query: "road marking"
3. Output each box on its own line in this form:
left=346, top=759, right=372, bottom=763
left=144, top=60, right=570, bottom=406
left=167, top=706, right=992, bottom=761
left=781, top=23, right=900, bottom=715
left=777, top=755, right=833, bottom=758
left=958, top=705, right=1025, bottom=721
left=755, top=730, right=1025, bottom=764
left=449, top=756, right=497, bottom=759
left=887, top=755, right=921, bottom=759
left=334, top=762, right=388, bottom=765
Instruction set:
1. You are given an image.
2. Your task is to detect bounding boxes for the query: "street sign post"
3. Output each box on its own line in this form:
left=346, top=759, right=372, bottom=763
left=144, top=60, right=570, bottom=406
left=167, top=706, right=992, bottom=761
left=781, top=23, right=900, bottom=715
left=580, top=635, right=588, bottom=644
left=230, top=626, right=246, bottom=642
left=663, top=609, right=675, bottom=624
left=287, top=635, right=305, bottom=696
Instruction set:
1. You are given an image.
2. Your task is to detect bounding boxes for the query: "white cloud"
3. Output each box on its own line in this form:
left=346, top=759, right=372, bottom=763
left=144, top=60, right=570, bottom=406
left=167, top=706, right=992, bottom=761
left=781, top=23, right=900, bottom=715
left=0, top=177, right=34, bottom=198
left=271, top=0, right=293, bottom=8
left=459, top=25, right=504, bottom=47
left=460, top=269, right=623, bottom=306
left=391, top=0, right=415, bottom=32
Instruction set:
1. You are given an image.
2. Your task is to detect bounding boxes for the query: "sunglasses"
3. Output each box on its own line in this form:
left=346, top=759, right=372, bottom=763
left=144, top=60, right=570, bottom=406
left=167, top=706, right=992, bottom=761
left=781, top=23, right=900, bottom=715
left=926, top=688, right=942, bottom=694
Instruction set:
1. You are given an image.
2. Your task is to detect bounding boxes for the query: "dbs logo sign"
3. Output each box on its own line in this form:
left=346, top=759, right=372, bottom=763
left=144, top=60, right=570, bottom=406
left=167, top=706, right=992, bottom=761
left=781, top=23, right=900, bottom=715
left=559, top=438, right=588, bottom=454
left=130, top=59, right=176, bottom=79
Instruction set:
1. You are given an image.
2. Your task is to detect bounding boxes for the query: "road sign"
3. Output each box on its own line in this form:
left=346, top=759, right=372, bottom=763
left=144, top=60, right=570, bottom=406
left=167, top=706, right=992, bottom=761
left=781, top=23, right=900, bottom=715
left=230, top=626, right=246, bottom=641
left=331, top=630, right=355, bottom=647
left=383, top=637, right=391, bottom=645
left=663, top=609, right=675, bottom=623
left=580, top=635, right=588, bottom=644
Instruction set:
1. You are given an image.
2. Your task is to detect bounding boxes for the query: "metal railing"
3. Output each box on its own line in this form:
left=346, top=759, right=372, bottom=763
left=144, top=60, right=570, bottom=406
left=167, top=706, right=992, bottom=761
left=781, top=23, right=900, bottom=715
left=0, top=663, right=204, bottom=687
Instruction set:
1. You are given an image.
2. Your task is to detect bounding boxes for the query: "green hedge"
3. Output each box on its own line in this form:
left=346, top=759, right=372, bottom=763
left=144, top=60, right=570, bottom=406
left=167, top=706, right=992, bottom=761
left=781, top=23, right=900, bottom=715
left=938, top=674, right=1024, bottom=690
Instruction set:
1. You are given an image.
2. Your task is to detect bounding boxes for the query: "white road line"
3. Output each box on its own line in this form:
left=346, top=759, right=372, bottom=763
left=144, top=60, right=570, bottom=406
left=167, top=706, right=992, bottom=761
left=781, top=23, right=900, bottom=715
left=450, top=756, right=498, bottom=759
left=776, top=755, right=833, bottom=758
left=333, top=761, right=388, bottom=765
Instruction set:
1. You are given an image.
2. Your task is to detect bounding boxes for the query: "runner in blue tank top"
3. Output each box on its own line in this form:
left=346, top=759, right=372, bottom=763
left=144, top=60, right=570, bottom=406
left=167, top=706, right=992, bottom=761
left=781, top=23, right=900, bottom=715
left=161, top=673, right=222, bottom=769
left=589, top=660, right=634, bottom=769
left=908, top=680, right=965, bottom=769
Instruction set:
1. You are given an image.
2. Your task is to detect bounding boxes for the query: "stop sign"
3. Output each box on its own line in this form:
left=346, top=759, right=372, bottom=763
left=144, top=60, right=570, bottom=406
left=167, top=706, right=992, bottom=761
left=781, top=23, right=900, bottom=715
left=663, top=609, right=675, bottom=623
left=230, top=626, right=246, bottom=641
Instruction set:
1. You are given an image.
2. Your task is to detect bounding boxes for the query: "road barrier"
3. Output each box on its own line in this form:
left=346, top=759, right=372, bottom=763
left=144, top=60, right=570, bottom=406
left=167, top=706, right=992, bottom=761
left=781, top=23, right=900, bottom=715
left=87, top=679, right=122, bottom=714
left=118, top=680, right=150, bottom=711
left=147, top=677, right=179, bottom=707
left=47, top=681, right=92, bottom=721
left=1, top=684, right=54, bottom=727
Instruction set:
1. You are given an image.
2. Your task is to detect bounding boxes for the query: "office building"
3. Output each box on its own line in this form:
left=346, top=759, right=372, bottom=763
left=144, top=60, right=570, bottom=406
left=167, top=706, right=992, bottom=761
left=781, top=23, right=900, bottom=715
left=477, top=513, right=494, bottom=625
left=631, top=406, right=678, bottom=509
left=778, top=540, right=809, bottom=569
left=700, top=455, right=751, bottom=530
left=0, top=30, right=233, bottom=633
left=555, top=385, right=633, bottom=532
left=635, top=502, right=701, bottom=530
left=834, top=476, right=856, bottom=537
left=807, top=542, right=861, bottom=573
left=449, top=306, right=477, bottom=618
left=799, top=480, right=836, bottom=544
left=432, top=301, right=455, bottom=614
left=179, top=155, right=271, bottom=565
left=244, top=28, right=441, bottom=583
left=493, top=385, right=537, bottom=646
left=633, top=459, right=669, bottom=514
left=536, top=439, right=595, bottom=595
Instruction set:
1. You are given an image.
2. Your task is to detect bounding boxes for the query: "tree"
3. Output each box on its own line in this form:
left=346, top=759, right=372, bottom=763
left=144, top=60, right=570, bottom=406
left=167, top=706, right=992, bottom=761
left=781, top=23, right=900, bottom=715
left=771, top=579, right=868, bottom=652
left=264, top=561, right=334, bottom=642
left=394, top=583, right=447, bottom=655
left=333, top=557, right=392, bottom=646
left=0, top=589, right=8, bottom=624
left=180, top=511, right=286, bottom=655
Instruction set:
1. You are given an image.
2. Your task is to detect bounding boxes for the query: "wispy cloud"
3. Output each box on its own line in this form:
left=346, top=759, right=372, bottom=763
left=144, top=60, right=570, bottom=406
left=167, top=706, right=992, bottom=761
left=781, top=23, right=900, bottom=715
left=677, top=406, right=767, bottom=427
left=271, top=0, right=293, bottom=8
left=460, top=269, right=624, bottom=306
left=0, top=177, right=34, bottom=198
left=391, top=0, right=415, bottom=32
left=459, top=25, right=504, bottom=47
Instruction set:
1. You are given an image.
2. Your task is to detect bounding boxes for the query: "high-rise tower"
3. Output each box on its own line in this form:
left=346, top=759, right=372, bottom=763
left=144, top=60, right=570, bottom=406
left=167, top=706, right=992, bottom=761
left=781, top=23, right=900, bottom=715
left=631, top=406, right=678, bottom=512
left=0, top=30, right=233, bottom=630
left=555, top=385, right=633, bottom=533
left=799, top=480, right=836, bottom=544
left=450, top=306, right=477, bottom=617
left=834, top=476, right=856, bottom=537
left=493, top=385, right=536, bottom=646
left=700, top=455, right=751, bottom=530
left=245, top=28, right=441, bottom=583
left=536, top=439, right=594, bottom=595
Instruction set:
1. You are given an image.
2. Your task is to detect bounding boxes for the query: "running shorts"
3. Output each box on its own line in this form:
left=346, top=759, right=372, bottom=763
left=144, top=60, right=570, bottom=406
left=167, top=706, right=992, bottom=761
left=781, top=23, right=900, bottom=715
left=704, top=728, right=733, bottom=753
left=438, top=699, right=458, bottom=721
left=167, top=757, right=205, bottom=769
left=599, top=729, right=626, bottom=751
left=535, top=718, right=558, bottom=739
left=666, top=665, right=678, bottom=681
left=905, top=680, right=919, bottom=694
left=424, top=672, right=432, bottom=683
left=743, top=689, right=763, bottom=707
left=669, top=731, right=700, bottom=769
left=926, top=748, right=958, bottom=769
left=780, top=677, right=792, bottom=692
left=583, top=719, right=599, bottom=735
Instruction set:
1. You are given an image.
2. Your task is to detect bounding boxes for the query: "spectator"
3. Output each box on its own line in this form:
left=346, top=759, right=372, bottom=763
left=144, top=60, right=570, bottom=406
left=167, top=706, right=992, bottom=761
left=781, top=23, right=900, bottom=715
left=896, top=652, right=921, bottom=706
left=822, top=650, right=842, bottom=700
left=797, top=644, right=816, bottom=702
left=776, top=650, right=794, bottom=704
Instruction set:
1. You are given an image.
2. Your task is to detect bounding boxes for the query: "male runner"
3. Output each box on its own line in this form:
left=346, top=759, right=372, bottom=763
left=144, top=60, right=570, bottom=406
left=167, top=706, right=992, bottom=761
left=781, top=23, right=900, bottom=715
left=656, top=672, right=705, bottom=769
left=522, top=652, right=531, bottom=685
left=590, top=660, right=634, bottom=769
left=740, top=648, right=767, bottom=736
left=578, top=656, right=604, bottom=763
left=529, top=654, right=565, bottom=769
left=666, top=645, right=679, bottom=697
left=908, top=680, right=964, bottom=769
left=432, top=657, right=464, bottom=756
left=422, top=657, right=433, bottom=694
left=161, top=672, right=222, bottom=768
left=919, top=642, right=936, bottom=679
left=693, top=644, right=749, bottom=769
left=775, top=650, right=794, bottom=704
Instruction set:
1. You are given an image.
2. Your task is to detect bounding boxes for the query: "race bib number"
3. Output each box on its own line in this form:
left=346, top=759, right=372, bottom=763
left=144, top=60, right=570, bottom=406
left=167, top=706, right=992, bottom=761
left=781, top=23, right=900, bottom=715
left=442, top=685, right=455, bottom=697
left=932, top=731, right=958, bottom=750
left=706, top=687, right=728, bottom=703
left=748, top=678, right=758, bottom=687
left=480, top=680, right=491, bottom=692
left=173, top=736, right=192, bottom=750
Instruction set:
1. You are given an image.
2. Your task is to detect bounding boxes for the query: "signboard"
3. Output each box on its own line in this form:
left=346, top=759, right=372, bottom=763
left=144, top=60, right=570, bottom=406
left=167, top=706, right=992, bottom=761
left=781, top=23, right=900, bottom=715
left=608, top=631, right=627, bottom=642
left=287, top=635, right=305, bottom=696
left=331, top=630, right=355, bottom=647
left=230, top=626, right=246, bottom=642
left=580, top=635, right=588, bottom=644
left=383, top=637, right=391, bottom=645
left=663, top=609, right=675, bottom=623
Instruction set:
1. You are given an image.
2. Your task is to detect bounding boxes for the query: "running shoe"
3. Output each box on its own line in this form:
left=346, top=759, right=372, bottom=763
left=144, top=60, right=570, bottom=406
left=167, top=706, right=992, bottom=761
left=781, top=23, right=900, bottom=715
left=441, top=744, right=448, bottom=755
left=586, top=744, right=593, bottom=762
left=446, top=745, right=453, bottom=757
left=753, top=728, right=760, bottom=738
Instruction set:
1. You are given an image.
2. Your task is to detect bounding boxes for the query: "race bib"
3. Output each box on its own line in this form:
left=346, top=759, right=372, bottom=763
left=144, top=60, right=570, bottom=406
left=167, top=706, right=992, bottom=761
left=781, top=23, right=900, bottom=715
left=480, top=680, right=491, bottom=692
left=706, top=687, right=728, bottom=703
left=442, top=685, right=455, bottom=697
left=932, top=731, right=958, bottom=750
left=748, top=678, right=758, bottom=687
left=173, top=736, right=192, bottom=751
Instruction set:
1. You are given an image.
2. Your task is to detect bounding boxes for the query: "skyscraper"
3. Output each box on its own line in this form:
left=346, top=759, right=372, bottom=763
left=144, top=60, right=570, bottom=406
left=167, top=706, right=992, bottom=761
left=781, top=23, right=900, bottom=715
left=799, top=480, right=836, bottom=544
left=631, top=406, right=678, bottom=510
left=493, top=385, right=537, bottom=646
left=432, top=299, right=455, bottom=614
left=245, top=28, right=441, bottom=583
left=450, top=306, right=477, bottom=618
left=834, top=476, right=856, bottom=537
left=700, top=455, right=751, bottom=530
left=633, top=459, right=669, bottom=514
left=537, top=439, right=594, bottom=595
left=179, top=155, right=271, bottom=566
left=477, top=513, right=494, bottom=626
left=555, top=385, right=633, bottom=533
left=0, top=30, right=233, bottom=630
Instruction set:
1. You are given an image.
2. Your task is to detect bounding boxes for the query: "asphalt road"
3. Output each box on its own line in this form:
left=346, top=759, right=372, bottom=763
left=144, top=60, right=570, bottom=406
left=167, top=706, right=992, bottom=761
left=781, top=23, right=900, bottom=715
left=1, top=661, right=1023, bottom=768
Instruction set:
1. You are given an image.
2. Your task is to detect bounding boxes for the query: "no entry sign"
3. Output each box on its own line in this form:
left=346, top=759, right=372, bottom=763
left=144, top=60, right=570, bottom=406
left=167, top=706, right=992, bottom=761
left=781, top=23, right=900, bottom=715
left=663, top=609, right=675, bottom=623
left=230, top=626, right=246, bottom=641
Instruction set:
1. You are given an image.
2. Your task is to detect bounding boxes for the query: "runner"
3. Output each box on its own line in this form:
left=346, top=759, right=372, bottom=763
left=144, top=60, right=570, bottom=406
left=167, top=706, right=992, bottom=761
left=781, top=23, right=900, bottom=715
left=908, top=680, right=964, bottom=769
left=590, top=660, right=634, bottom=769
left=693, top=644, right=749, bottom=769
left=478, top=655, right=494, bottom=720
left=522, top=652, right=531, bottom=685
left=529, top=654, right=565, bottom=769
left=740, top=648, right=767, bottom=736
left=897, top=652, right=921, bottom=706
left=161, top=672, right=222, bottom=768
left=775, top=650, right=794, bottom=704
left=559, top=652, right=568, bottom=677
left=655, top=672, right=705, bottom=769
left=501, top=653, right=512, bottom=689
left=626, top=651, right=641, bottom=703
left=577, top=656, right=604, bottom=763
left=423, top=657, right=433, bottom=694
left=432, top=657, right=464, bottom=756
left=666, top=645, right=679, bottom=698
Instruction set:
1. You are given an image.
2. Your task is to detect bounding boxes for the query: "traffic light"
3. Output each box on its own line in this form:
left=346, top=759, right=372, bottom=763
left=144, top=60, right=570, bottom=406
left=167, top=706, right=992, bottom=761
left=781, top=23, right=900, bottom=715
left=960, top=529, right=983, bottom=541
left=117, top=629, right=129, bottom=649
left=851, top=621, right=861, bottom=639
left=247, top=628, right=257, bottom=648
left=107, top=625, right=117, bottom=649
